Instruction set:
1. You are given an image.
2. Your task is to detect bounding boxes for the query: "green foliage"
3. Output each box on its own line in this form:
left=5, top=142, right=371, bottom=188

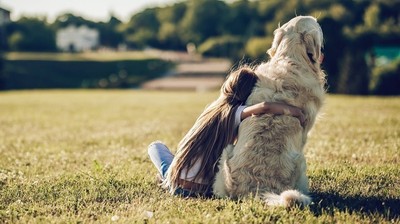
left=255, top=0, right=284, bottom=22
left=156, top=2, right=187, bottom=24
left=371, top=59, right=400, bottom=95
left=327, top=3, right=352, bottom=23
left=179, top=0, right=229, bottom=45
left=336, top=48, right=370, bottom=95
left=225, top=0, right=257, bottom=37
left=2, top=0, right=400, bottom=94
left=157, top=22, right=182, bottom=49
left=123, top=8, right=160, bottom=49
left=126, top=29, right=156, bottom=49
left=155, top=3, right=187, bottom=49
left=7, top=32, right=23, bottom=50
left=364, top=3, right=380, bottom=28
left=52, top=13, right=96, bottom=29
left=7, top=17, right=56, bottom=51
left=97, top=16, right=124, bottom=48
left=0, top=91, right=399, bottom=222
left=2, top=55, right=173, bottom=89
left=198, top=35, right=244, bottom=60
left=245, top=37, right=272, bottom=60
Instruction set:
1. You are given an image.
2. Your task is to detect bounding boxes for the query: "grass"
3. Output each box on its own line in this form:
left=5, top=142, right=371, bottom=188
left=0, top=90, right=399, bottom=223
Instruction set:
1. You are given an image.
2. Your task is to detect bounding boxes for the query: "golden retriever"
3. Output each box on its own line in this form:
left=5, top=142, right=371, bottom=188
left=213, top=16, right=326, bottom=207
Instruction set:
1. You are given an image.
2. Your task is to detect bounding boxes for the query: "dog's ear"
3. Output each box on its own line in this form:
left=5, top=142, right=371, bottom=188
left=267, top=28, right=285, bottom=58
left=302, top=32, right=322, bottom=64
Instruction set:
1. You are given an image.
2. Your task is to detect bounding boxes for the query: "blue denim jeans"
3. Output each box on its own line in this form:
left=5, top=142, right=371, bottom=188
left=147, top=141, right=174, bottom=178
left=147, top=141, right=212, bottom=198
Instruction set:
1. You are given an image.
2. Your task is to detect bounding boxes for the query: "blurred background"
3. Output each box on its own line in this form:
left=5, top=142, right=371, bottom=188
left=0, top=0, right=399, bottom=95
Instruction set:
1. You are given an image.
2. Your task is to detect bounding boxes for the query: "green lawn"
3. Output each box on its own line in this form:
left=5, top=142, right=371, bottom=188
left=0, top=90, right=399, bottom=223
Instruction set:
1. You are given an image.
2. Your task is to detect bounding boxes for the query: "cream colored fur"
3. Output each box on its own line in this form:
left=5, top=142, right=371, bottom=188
left=213, top=16, right=326, bottom=207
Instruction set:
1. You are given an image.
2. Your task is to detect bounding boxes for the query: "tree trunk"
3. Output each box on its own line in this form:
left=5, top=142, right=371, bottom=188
left=337, top=48, right=370, bottom=95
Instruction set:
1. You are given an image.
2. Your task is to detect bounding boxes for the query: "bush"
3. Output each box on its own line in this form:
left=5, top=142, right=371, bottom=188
left=370, top=59, right=400, bottom=95
left=197, top=36, right=244, bottom=60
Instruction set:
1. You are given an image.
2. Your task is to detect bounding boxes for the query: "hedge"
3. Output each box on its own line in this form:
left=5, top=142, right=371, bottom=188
left=2, top=59, right=173, bottom=89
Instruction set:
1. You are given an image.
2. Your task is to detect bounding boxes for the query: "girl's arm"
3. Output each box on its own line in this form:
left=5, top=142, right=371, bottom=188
left=241, top=102, right=305, bottom=126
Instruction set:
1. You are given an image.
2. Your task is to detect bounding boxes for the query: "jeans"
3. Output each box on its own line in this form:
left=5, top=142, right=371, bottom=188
left=147, top=141, right=212, bottom=198
left=147, top=141, right=174, bottom=178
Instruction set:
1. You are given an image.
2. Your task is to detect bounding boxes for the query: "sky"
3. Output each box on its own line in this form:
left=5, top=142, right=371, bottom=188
left=1, top=0, right=178, bottom=22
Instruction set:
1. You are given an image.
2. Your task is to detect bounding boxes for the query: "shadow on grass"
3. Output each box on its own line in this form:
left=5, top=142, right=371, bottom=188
left=310, top=192, right=400, bottom=220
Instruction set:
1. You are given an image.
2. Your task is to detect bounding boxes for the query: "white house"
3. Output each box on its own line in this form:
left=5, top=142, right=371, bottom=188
left=0, top=7, right=11, bottom=26
left=56, top=25, right=99, bottom=52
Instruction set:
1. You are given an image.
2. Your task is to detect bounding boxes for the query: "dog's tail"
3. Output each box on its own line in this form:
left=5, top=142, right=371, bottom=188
left=263, top=190, right=311, bottom=208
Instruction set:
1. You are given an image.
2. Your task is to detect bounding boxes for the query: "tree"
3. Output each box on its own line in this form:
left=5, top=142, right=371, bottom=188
left=179, top=0, right=229, bottom=45
left=123, top=8, right=160, bottom=48
left=198, top=35, right=244, bottom=60
left=7, top=17, right=56, bottom=51
left=333, top=1, right=400, bottom=94
left=53, top=13, right=125, bottom=49
left=225, top=0, right=255, bottom=37
left=156, top=2, right=187, bottom=49
left=317, top=16, right=346, bottom=93
left=97, top=16, right=123, bottom=48
left=52, top=13, right=96, bottom=29
left=2, top=0, right=400, bottom=94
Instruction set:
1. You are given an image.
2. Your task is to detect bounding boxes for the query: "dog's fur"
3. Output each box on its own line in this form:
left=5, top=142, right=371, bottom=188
left=213, top=16, right=326, bottom=207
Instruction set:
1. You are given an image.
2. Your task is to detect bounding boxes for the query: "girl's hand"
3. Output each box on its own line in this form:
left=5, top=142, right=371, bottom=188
left=241, top=102, right=305, bottom=127
left=265, top=102, right=305, bottom=126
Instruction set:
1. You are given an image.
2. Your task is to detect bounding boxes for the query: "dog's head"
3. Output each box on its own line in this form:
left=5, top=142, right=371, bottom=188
left=267, top=16, right=324, bottom=69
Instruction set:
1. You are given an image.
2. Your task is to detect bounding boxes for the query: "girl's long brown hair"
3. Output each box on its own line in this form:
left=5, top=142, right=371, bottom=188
left=166, top=67, right=258, bottom=190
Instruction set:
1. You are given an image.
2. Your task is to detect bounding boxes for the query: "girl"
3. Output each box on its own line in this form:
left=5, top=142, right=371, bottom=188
left=148, top=67, right=305, bottom=197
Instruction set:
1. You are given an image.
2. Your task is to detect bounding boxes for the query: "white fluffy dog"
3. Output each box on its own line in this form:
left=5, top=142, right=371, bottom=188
left=213, top=16, right=326, bottom=207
